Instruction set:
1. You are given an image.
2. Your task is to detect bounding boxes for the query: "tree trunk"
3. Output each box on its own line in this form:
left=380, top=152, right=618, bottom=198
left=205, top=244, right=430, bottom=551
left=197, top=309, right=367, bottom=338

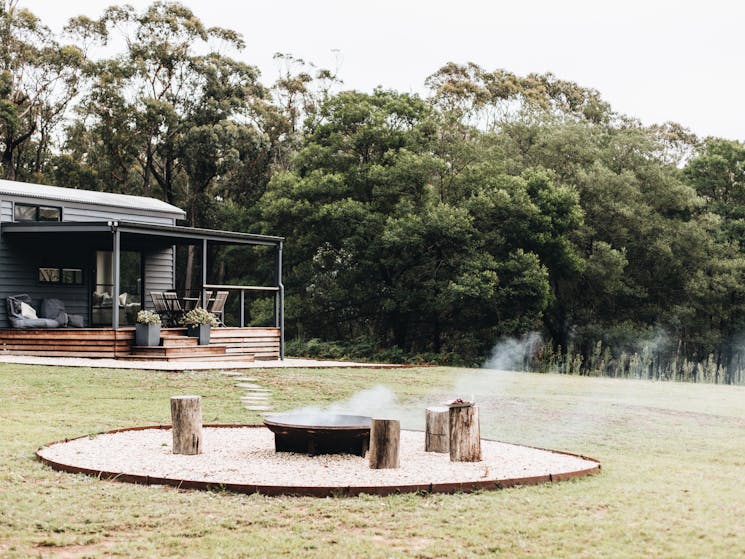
left=449, top=405, right=481, bottom=462
left=368, top=418, right=400, bottom=469
left=171, top=395, right=203, bottom=455
left=425, top=406, right=449, bottom=453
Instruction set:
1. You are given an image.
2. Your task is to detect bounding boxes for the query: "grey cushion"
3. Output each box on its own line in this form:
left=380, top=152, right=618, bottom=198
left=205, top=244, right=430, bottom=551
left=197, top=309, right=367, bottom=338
left=9, top=317, right=60, bottom=328
left=40, top=298, right=66, bottom=320
left=56, top=310, right=69, bottom=327
left=67, top=314, right=85, bottom=328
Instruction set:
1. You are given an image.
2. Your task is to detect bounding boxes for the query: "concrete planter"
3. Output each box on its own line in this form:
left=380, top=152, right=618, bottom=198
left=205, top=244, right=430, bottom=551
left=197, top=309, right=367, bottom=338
left=187, top=324, right=211, bottom=345
left=135, top=323, right=161, bottom=346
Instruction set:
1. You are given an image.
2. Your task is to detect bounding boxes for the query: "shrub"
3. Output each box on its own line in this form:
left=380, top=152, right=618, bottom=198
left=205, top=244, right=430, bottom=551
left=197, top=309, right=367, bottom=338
left=136, top=310, right=161, bottom=325
left=181, top=307, right=218, bottom=327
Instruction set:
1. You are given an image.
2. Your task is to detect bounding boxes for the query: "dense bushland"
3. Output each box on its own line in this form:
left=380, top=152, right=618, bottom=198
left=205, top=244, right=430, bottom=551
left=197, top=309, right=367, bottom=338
left=3, top=1, right=745, bottom=380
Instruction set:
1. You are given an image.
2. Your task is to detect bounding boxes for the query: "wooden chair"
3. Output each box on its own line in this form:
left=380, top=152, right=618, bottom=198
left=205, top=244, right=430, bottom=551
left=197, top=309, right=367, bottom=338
left=163, top=292, right=184, bottom=326
left=150, top=291, right=173, bottom=326
left=209, top=291, right=229, bottom=326
left=150, top=292, right=167, bottom=314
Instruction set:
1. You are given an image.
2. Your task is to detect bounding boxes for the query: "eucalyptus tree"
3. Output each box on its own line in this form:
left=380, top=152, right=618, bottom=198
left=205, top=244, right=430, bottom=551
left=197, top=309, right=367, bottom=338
left=70, top=2, right=269, bottom=211
left=0, top=0, right=85, bottom=180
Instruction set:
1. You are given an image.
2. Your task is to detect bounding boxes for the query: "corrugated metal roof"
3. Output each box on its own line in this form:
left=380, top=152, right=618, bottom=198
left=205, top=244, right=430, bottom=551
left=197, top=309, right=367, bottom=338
left=0, top=179, right=186, bottom=217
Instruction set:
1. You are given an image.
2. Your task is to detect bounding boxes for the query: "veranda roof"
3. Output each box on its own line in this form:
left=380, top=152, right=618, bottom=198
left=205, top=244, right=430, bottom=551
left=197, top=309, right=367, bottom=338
left=0, top=220, right=283, bottom=247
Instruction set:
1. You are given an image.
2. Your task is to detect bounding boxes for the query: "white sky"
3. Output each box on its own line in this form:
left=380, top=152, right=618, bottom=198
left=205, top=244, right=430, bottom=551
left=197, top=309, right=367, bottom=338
left=19, top=0, right=745, bottom=141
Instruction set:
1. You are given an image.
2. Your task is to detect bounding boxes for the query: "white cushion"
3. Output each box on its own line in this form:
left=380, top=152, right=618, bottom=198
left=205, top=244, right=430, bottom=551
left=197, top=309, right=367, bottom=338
left=20, top=302, right=38, bottom=319
left=119, top=293, right=127, bottom=306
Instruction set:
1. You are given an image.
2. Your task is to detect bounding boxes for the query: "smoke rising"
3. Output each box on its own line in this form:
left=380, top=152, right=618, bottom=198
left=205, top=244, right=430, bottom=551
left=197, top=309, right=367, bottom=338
left=276, top=385, right=409, bottom=424
left=482, top=332, right=542, bottom=371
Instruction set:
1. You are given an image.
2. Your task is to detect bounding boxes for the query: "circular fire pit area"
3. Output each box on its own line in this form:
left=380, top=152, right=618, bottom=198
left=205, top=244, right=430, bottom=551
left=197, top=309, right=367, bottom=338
left=37, top=425, right=600, bottom=497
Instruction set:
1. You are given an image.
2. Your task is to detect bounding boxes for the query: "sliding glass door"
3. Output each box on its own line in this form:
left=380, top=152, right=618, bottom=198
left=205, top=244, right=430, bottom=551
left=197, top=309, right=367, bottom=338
left=91, top=250, right=142, bottom=326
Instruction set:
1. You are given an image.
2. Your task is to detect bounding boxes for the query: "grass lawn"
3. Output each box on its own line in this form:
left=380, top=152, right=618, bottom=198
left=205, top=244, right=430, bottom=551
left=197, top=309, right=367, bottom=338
left=1, top=363, right=744, bottom=558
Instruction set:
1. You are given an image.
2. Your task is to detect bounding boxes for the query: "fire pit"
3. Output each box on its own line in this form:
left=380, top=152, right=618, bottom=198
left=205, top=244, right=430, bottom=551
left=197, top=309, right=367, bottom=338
left=263, top=413, right=372, bottom=456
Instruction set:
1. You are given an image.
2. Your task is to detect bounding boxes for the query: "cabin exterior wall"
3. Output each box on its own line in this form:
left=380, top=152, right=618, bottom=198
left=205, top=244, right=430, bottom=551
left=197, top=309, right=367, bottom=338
left=0, top=195, right=178, bottom=327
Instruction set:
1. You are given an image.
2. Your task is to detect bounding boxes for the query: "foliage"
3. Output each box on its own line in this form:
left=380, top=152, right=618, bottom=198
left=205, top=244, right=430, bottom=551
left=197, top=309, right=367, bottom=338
left=6, top=1, right=745, bottom=371
left=135, top=309, right=161, bottom=325
left=180, top=306, right=218, bottom=327
left=0, top=0, right=85, bottom=180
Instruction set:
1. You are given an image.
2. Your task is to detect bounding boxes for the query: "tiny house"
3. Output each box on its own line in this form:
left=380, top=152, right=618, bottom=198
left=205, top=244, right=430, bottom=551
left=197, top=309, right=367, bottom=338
left=0, top=179, right=284, bottom=361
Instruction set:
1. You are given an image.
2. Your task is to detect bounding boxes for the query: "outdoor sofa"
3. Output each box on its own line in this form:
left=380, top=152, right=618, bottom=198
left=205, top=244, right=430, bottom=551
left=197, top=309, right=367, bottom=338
left=6, top=294, right=84, bottom=328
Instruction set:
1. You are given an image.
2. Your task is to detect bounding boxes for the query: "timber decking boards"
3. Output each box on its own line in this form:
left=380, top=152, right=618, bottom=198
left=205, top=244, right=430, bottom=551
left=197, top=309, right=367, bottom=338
left=0, top=326, right=278, bottom=361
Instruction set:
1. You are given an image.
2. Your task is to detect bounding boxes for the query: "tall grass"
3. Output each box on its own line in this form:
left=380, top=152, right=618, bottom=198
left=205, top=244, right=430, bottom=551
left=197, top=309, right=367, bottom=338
left=517, top=338, right=745, bottom=385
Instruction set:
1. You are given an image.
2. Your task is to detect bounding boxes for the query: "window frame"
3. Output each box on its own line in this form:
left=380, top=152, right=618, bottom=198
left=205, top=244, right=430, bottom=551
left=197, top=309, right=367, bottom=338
left=13, top=202, right=62, bottom=222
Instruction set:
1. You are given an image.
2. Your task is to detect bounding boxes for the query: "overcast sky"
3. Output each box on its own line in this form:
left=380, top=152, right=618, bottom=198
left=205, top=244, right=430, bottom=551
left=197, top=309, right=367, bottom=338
left=19, top=0, right=745, bottom=141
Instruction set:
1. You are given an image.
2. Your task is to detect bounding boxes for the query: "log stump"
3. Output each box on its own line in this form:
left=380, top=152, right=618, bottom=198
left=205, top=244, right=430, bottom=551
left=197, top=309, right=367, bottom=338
left=425, top=406, right=449, bottom=453
left=449, top=404, right=481, bottom=462
left=368, top=418, right=400, bottom=469
left=171, top=395, right=203, bottom=455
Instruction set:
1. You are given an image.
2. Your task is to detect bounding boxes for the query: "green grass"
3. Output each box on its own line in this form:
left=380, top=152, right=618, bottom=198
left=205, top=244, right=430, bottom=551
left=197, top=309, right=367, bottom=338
left=1, top=363, right=744, bottom=558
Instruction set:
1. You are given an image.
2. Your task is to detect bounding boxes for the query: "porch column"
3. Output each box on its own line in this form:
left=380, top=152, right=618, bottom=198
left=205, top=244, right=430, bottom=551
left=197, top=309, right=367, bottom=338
left=112, top=225, right=121, bottom=329
left=201, top=239, right=208, bottom=310
left=276, top=241, right=285, bottom=360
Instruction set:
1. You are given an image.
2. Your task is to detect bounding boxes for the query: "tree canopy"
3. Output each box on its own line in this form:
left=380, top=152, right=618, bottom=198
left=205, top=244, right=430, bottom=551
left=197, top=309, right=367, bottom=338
left=2, top=2, right=745, bottom=381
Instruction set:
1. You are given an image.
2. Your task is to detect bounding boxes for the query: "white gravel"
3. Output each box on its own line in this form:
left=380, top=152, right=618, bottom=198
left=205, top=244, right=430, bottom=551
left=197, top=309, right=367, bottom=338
left=39, top=427, right=598, bottom=489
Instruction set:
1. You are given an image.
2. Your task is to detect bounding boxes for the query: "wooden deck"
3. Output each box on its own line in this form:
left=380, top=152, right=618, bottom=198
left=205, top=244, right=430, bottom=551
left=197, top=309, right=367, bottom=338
left=0, top=327, right=280, bottom=362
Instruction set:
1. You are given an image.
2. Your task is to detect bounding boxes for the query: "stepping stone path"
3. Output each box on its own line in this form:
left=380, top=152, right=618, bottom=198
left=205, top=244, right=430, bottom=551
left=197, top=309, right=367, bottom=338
left=222, top=372, right=273, bottom=412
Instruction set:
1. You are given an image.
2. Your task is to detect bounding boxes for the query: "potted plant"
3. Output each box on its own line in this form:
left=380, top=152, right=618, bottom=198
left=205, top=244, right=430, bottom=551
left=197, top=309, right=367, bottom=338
left=135, top=310, right=161, bottom=346
left=181, top=307, right=218, bottom=345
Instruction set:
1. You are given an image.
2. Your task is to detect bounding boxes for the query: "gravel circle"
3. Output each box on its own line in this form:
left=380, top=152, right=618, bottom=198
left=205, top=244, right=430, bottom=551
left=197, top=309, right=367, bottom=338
left=38, top=426, right=599, bottom=495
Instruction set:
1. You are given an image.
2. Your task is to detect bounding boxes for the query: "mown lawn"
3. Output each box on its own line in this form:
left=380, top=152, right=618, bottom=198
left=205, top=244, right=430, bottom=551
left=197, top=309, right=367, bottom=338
left=1, top=363, right=744, bottom=558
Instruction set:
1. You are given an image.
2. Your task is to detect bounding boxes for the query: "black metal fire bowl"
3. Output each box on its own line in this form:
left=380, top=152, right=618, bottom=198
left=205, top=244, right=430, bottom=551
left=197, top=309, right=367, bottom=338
left=263, top=413, right=372, bottom=456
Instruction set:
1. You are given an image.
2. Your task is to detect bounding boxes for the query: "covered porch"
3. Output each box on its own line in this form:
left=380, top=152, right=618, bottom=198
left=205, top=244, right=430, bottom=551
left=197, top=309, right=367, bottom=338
left=0, top=221, right=284, bottom=361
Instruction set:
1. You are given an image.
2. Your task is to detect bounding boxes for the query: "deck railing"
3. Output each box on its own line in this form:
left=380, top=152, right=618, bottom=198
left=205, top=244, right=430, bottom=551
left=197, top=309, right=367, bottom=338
left=202, top=282, right=284, bottom=359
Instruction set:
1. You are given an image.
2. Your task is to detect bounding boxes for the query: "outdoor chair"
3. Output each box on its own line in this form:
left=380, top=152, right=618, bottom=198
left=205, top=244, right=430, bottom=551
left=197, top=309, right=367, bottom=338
left=162, top=292, right=184, bottom=326
left=150, top=291, right=168, bottom=318
left=151, top=291, right=177, bottom=326
left=209, top=291, right=229, bottom=326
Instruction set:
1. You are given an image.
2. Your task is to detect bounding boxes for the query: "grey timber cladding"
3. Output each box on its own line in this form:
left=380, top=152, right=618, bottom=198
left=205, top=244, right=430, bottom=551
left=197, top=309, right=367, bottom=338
left=0, top=200, right=10, bottom=221
left=61, top=205, right=175, bottom=225
left=143, top=248, right=176, bottom=310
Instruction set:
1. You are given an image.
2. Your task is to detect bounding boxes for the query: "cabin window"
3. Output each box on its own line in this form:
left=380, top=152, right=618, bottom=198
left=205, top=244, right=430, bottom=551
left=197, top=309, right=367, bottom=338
left=39, top=267, right=83, bottom=285
left=14, top=203, right=61, bottom=222
left=14, top=204, right=37, bottom=221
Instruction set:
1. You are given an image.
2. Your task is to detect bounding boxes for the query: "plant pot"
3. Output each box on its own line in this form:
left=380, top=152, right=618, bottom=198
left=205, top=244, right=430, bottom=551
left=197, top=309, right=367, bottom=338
left=187, top=323, right=211, bottom=345
left=136, top=323, right=161, bottom=346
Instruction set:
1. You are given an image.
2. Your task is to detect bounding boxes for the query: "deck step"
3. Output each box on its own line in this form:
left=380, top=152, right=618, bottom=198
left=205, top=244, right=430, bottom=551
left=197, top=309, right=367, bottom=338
left=130, top=345, right=226, bottom=357
left=159, top=337, right=199, bottom=348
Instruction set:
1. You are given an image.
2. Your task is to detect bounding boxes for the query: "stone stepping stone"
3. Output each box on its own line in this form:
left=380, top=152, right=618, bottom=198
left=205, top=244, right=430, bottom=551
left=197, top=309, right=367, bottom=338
left=235, top=383, right=263, bottom=389
left=233, top=377, right=258, bottom=382
left=244, top=405, right=273, bottom=411
left=221, top=371, right=244, bottom=376
left=241, top=397, right=270, bottom=403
